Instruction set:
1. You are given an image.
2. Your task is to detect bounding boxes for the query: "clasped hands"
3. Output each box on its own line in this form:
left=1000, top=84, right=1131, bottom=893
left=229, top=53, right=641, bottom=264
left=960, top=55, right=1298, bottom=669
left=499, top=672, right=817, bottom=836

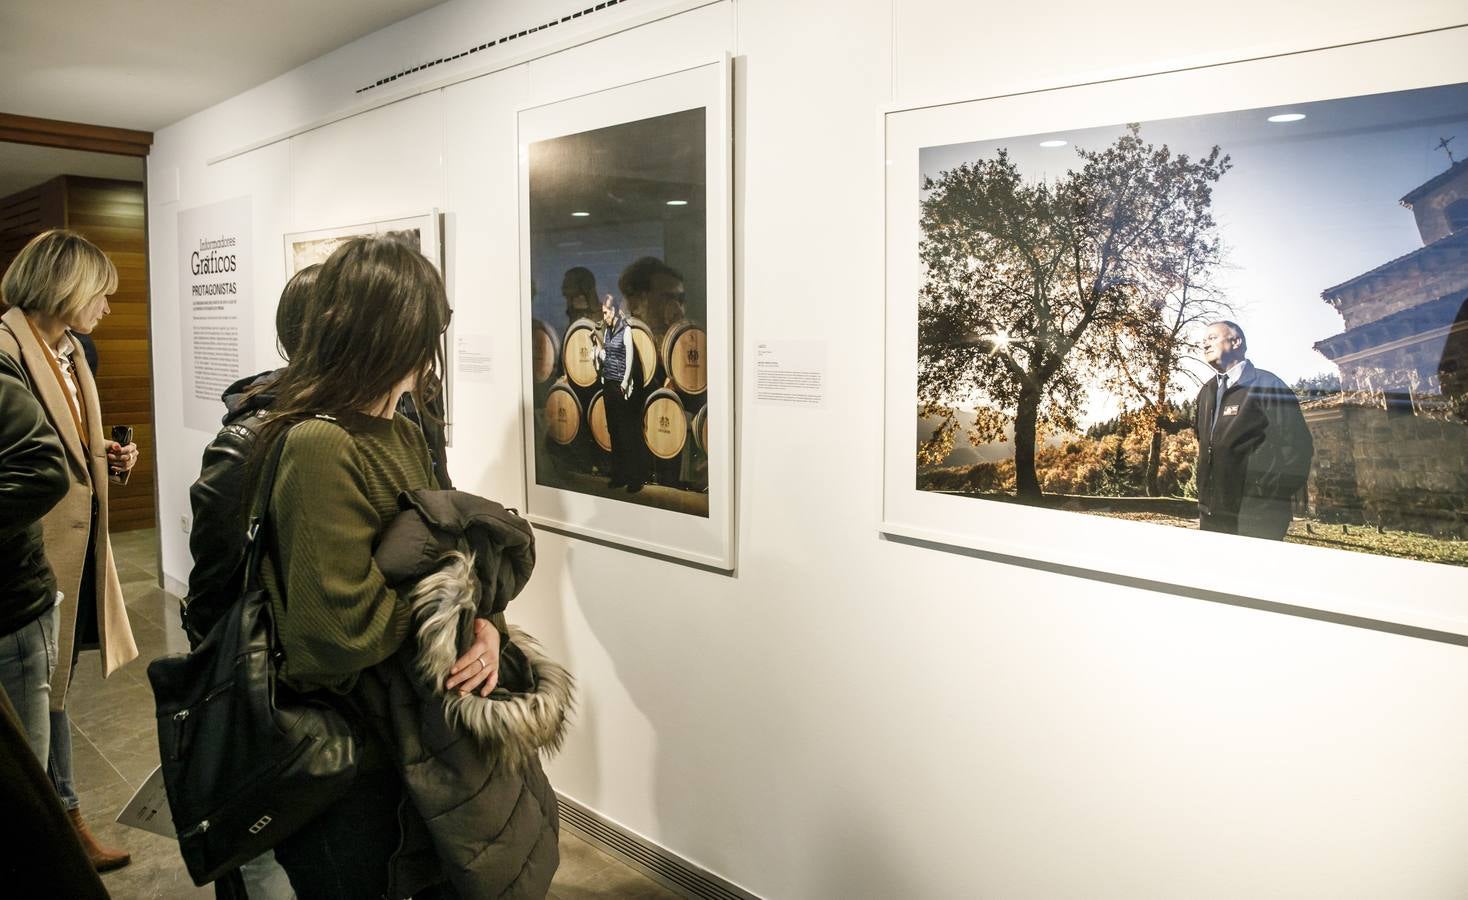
left=445, top=617, right=501, bottom=696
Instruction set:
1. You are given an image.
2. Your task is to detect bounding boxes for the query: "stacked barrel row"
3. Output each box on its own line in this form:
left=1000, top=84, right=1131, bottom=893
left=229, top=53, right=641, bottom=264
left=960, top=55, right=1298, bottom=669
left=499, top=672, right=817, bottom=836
left=533, top=316, right=709, bottom=460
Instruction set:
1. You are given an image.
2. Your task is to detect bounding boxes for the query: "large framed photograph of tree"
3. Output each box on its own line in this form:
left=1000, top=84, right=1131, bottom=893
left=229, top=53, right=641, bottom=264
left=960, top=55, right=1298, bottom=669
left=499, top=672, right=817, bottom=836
left=882, top=27, right=1468, bottom=634
left=518, top=60, right=734, bottom=569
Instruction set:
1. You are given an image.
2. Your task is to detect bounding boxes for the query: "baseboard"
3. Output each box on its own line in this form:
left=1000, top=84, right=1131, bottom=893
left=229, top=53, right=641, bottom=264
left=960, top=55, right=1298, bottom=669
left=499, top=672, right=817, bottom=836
left=556, top=793, right=760, bottom=900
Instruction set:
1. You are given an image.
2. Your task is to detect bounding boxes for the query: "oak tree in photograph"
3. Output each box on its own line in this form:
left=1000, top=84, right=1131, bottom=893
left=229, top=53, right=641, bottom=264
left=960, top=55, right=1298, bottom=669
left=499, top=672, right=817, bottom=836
left=918, top=125, right=1230, bottom=498
left=1100, top=157, right=1232, bottom=496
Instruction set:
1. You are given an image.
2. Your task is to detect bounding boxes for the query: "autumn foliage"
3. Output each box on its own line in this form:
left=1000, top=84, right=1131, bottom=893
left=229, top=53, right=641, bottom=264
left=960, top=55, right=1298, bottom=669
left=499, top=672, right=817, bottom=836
left=921, top=428, right=1198, bottom=498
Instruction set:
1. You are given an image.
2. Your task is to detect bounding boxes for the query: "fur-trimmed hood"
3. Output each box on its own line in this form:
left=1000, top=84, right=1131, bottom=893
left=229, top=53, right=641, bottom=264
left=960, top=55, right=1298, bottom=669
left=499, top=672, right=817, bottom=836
left=406, top=551, right=574, bottom=775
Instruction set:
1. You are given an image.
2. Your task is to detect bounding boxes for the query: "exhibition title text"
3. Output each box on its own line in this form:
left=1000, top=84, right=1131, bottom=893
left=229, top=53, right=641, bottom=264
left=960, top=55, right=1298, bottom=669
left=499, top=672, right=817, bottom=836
left=190, top=234, right=238, bottom=295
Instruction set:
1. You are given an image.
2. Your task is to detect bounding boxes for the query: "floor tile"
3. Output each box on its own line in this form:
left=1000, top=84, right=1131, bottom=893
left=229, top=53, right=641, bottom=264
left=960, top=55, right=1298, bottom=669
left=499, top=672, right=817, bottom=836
left=116, top=560, right=154, bottom=583
left=550, top=833, right=682, bottom=898
left=68, top=725, right=130, bottom=794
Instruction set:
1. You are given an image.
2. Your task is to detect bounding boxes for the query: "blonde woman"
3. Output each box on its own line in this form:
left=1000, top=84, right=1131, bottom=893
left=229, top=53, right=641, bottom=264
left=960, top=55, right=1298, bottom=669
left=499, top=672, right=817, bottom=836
left=0, top=229, right=139, bottom=871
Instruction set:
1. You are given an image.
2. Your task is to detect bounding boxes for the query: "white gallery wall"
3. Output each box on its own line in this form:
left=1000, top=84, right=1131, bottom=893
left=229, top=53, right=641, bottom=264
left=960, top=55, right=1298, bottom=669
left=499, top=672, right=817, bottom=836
left=147, top=1, right=1468, bottom=897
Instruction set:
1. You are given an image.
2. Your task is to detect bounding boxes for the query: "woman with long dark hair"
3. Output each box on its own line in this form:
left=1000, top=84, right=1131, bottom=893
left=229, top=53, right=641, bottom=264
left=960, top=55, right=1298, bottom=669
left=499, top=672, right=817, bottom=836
left=246, top=237, right=495, bottom=898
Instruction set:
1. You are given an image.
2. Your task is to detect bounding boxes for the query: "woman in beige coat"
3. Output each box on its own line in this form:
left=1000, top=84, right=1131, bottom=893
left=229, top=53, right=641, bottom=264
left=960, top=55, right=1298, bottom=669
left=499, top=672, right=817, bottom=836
left=0, top=229, right=139, bottom=871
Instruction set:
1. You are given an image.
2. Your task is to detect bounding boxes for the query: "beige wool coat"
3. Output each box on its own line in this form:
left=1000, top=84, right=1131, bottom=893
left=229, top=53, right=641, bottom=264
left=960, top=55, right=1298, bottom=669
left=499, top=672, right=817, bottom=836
left=0, top=306, right=138, bottom=710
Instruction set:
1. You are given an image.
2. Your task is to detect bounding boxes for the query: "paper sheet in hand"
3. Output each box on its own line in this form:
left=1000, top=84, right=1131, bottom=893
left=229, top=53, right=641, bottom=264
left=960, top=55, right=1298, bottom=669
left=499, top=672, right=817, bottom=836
left=116, top=765, right=177, bottom=838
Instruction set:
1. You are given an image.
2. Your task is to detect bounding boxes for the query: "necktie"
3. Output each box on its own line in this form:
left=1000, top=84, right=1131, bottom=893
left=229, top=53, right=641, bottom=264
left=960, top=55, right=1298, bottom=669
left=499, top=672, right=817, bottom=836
left=1212, top=373, right=1229, bottom=430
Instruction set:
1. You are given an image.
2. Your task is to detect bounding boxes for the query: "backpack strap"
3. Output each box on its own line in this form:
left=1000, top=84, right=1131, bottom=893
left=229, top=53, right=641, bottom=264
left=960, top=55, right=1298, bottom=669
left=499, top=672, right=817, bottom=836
left=241, top=414, right=345, bottom=603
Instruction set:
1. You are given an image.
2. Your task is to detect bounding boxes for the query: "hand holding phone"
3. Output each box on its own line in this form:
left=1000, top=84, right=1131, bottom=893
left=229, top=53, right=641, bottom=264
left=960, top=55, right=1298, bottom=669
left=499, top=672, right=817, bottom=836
left=108, top=425, right=135, bottom=486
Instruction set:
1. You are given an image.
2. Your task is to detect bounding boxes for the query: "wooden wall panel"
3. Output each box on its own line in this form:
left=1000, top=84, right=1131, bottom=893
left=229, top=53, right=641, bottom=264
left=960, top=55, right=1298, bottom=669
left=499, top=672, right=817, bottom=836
left=68, top=178, right=154, bottom=532
left=0, top=175, right=156, bottom=532
left=0, top=179, right=65, bottom=280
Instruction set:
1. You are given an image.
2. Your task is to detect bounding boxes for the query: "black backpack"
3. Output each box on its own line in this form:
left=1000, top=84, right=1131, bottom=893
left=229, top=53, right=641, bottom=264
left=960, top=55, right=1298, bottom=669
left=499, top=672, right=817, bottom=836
left=148, top=418, right=361, bottom=884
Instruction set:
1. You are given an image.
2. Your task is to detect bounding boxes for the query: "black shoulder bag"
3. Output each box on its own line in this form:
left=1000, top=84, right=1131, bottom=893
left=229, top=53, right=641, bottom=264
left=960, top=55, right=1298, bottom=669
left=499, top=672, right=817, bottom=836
left=147, top=420, right=361, bottom=886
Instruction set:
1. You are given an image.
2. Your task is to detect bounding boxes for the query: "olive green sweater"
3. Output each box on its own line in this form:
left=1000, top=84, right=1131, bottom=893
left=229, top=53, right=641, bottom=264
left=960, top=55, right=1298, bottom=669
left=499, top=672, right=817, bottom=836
left=261, top=412, right=436, bottom=693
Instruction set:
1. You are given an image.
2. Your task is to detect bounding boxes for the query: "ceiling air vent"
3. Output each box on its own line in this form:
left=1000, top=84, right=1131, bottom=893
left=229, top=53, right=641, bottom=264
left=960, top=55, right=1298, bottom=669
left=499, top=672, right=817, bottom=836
left=356, top=0, right=629, bottom=94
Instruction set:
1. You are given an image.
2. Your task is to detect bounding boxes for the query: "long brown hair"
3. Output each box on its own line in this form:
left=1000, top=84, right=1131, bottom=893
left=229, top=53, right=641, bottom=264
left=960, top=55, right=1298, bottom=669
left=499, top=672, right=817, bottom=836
left=274, top=263, right=321, bottom=360
left=248, top=236, right=449, bottom=468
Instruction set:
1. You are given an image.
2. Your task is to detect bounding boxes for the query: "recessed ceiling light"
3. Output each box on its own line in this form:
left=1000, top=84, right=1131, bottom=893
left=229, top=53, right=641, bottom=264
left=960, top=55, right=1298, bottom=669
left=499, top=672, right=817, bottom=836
left=1267, top=113, right=1306, bottom=123
left=666, top=200, right=688, bottom=206
left=1039, top=139, right=1067, bottom=148
left=571, top=211, right=590, bottom=217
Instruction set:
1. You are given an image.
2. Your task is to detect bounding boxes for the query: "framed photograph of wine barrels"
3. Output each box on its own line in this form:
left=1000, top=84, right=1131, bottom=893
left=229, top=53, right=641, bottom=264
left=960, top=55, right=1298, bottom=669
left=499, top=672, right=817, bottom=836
left=518, top=59, right=734, bottom=569
left=882, top=28, right=1468, bottom=635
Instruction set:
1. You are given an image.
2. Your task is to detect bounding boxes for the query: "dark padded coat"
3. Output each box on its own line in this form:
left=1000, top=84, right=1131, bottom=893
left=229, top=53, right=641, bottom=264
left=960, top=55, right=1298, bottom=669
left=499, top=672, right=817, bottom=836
left=0, top=350, right=69, bottom=637
left=354, top=489, right=569, bottom=899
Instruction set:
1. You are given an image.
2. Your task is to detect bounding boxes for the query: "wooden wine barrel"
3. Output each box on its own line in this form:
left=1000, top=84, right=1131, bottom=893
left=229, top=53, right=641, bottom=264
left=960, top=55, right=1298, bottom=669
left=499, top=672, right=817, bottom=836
left=530, top=319, right=561, bottom=386
left=660, top=320, right=707, bottom=395
left=691, top=405, right=708, bottom=454
left=562, top=318, right=600, bottom=388
left=642, top=388, right=688, bottom=460
left=625, top=316, right=660, bottom=386
left=543, top=381, right=582, bottom=445
left=587, top=390, right=612, bottom=453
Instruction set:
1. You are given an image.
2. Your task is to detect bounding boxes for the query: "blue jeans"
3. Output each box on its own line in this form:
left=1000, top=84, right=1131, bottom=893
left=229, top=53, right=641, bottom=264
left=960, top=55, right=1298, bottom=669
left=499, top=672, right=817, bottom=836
left=49, top=706, right=78, bottom=810
left=0, top=598, right=80, bottom=810
left=0, top=598, right=59, bottom=765
left=241, top=850, right=296, bottom=899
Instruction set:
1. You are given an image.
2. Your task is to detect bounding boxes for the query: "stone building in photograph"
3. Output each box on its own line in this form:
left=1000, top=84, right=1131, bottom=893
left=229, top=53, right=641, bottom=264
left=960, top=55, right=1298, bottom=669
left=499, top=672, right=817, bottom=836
left=1304, top=156, right=1468, bottom=533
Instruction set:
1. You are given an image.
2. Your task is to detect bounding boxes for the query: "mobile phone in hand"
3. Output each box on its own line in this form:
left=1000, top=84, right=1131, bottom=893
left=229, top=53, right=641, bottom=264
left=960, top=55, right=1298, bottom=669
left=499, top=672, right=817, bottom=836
left=109, top=425, right=133, bottom=486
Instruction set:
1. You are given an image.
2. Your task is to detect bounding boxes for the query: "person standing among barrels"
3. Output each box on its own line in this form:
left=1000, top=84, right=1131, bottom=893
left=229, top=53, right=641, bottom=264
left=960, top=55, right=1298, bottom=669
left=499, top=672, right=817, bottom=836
left=596, top=293, right=646, bottom=492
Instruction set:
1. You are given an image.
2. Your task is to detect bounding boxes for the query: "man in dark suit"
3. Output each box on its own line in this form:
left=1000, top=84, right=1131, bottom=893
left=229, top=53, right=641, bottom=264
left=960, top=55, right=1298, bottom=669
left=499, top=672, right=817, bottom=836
left=1194, top=321, right=1314, bottom=540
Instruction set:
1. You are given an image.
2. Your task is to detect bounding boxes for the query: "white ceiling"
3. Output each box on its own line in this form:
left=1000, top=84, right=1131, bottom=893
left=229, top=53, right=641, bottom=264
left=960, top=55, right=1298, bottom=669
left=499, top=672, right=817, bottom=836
left=0, top=0, right=451, bottom=132
left=0, top=0, right=449, bottom=202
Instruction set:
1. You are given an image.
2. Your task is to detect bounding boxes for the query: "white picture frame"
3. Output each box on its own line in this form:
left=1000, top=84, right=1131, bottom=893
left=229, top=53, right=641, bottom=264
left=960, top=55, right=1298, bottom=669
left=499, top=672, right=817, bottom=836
left=517, top=58, right=734, bottom=570
left=282, top=212, right=451, bottom=444
left=282, top=211, right=442, bottom=275
left=882, top=27, right=1468, bottom=635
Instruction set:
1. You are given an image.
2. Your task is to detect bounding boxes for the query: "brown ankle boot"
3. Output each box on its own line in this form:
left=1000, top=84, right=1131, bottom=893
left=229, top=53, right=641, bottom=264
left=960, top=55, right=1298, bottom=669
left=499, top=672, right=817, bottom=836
left=66, top=808, right=131, bottom=872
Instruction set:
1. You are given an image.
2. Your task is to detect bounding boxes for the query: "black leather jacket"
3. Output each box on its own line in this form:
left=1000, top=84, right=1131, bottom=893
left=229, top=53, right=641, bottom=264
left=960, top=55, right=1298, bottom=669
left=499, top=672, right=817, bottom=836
left=182, top=370, right=279, bottom=645
left=183, top=373, right=455, bottom=646
left=0, top=351, right=69, bottom=638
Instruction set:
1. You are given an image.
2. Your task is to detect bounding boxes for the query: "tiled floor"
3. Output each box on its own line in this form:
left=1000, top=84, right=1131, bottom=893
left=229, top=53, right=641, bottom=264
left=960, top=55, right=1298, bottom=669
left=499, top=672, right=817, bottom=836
left=70, top=528, right=678, bottom=900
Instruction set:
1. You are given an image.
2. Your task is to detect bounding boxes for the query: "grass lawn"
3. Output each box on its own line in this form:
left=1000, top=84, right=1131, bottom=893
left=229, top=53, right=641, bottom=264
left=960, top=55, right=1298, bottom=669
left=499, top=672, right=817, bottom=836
left=930, top=486, right=1468, bottom=567
left=1089, top=509, right=1468, bottom=566
left=1282, top=518, right=1468, bottom=566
